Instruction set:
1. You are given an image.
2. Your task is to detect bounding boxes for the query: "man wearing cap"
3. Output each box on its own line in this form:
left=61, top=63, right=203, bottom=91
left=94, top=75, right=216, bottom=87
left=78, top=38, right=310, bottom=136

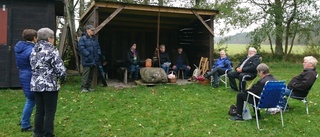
left=78, top=25, right=102, bottom=92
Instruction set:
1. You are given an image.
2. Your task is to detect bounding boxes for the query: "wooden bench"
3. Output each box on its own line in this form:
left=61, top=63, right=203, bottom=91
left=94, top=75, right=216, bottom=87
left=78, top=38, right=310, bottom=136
left=117, top=67, right=128, bottom=84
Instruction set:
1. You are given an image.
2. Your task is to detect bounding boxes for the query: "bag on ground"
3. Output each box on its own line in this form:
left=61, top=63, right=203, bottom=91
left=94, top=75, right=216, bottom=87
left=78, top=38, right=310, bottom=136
left=242, top=101, right=252, bottom=120
left=228, top=105, right=237, bottom=116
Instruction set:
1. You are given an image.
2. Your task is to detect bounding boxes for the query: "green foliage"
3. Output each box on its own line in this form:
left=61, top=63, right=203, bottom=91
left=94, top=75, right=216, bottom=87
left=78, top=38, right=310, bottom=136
left=303, top=43, right=320, bottom=57
left=1, top=62, right=320, bottom=136
left=214, top=0, right=320, bottom=56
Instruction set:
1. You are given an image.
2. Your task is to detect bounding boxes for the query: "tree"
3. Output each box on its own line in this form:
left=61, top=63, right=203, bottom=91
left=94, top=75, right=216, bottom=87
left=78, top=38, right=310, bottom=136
left=210, top=0, right=320, bottom=57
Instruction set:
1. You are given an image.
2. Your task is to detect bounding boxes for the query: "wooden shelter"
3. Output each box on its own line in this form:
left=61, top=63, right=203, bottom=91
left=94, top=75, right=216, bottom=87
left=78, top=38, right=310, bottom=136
left=0, top=0, right=63, bottom=88
left=79, top=1, right=219, bottom=78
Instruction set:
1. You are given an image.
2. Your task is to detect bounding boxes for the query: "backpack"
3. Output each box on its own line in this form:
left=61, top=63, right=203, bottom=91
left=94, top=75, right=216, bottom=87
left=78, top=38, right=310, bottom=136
left=228, top=105, right=237, bottom=116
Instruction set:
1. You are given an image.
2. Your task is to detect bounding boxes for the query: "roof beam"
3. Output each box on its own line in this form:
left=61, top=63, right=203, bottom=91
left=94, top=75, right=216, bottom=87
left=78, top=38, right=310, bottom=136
left=95, top=1, right=219, bottom=16
left=95, top=5, right=125, bottom=33
left=191, top=10, right=214, bottom=36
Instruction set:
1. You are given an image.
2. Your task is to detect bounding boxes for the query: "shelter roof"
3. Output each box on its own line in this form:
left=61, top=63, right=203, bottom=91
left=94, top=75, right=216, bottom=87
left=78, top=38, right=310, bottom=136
left=80, top=1, right=219, bottom=31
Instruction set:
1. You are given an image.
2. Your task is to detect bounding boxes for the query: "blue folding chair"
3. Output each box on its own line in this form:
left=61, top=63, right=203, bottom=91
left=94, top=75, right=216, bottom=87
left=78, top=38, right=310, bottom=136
left=246, top=81, right=286, bottom=129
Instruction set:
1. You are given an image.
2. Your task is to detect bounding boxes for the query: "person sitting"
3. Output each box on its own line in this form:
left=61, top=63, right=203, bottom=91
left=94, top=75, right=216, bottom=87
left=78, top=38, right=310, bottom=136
left=126, top=43, right=140, bottom=80
left=204, top=50, right=232, bottom=88
left=227, top=47, right=260, bottom=92
left=159, top=44, right=171, bottom=74
left=229, top=63, right=277, bottom=121
left=283, top=56, right=318, bottom=109
left=172, top=47, right=191, bottom=79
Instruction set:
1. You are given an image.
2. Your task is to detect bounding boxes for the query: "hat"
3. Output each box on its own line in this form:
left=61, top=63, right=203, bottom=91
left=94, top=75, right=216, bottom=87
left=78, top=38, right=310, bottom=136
left=85, top=25, right=95, bottom=31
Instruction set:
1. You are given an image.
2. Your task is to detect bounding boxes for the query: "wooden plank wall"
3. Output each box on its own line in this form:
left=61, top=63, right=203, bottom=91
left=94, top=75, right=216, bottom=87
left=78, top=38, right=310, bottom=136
left=0, top=0, right=56, bottom=87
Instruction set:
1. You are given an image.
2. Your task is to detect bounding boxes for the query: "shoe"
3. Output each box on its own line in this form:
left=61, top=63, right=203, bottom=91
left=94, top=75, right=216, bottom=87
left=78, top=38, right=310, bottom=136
left=229, top=115, right=244, bottom=121
left=203, top=73, right=209, bottom=79
left=88, top=88, right=95, bottom=92
left=81, top=89, right=89, bottom=92
left=21, top=126, right=33, bottom=132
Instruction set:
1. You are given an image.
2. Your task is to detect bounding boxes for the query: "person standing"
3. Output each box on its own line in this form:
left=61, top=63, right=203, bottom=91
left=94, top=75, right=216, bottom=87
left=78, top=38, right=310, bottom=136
left=14, top=29, right=37, bottom=132
left=227, top=47, right=260, bottom=92
left=78, top=25, right=102, bottom=92
left=172, top=47, right=191, bottom=79
left=30, top=28, right=66, bottom=137
left=126, top=43, right=140, bottom=79
left=159, top=44, right=171, bottom=74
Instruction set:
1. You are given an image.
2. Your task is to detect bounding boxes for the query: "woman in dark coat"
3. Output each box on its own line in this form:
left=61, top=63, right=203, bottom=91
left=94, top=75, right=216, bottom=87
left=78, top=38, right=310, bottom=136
left=14, top=29, right=37, bottom=132
left=126, top=43, right=140, bottom=79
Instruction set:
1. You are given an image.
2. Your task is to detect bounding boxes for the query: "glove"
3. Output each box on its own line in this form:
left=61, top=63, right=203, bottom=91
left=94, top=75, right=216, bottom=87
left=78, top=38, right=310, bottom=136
left=60, top=75, right=66, bottom=85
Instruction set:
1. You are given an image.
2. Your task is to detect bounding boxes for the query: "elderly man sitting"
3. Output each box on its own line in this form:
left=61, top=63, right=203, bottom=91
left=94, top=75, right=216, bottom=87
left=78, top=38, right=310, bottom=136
left=227, top=47, right=260, bottom=92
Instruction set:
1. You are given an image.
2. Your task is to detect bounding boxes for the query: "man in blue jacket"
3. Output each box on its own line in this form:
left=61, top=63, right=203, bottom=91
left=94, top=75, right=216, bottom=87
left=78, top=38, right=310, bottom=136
left=204, top=50, right=232, bottom=88
left=78, top=25, right=102, bottom=92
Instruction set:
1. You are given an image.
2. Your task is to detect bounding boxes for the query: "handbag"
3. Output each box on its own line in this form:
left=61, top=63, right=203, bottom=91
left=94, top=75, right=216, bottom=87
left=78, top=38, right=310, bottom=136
left=228, top=105, right=237, bottom=116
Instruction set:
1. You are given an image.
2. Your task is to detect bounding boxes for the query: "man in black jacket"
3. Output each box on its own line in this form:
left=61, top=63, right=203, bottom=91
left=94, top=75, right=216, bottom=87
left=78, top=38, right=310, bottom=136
left=229, top=63, right=277, bottom=121
left=172, top=47, right=191, bottom=79
left=227, top=47, right=260, bottom=92
left=285, top=56, right=318, bottom=98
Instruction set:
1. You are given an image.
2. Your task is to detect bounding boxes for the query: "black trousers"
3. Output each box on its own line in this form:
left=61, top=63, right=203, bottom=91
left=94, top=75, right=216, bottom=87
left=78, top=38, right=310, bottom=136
left=236, top=92, right=260, bottom=117
left=227, top=71, right=256, bottom=92
left=34, top=91, right=58, bottom=137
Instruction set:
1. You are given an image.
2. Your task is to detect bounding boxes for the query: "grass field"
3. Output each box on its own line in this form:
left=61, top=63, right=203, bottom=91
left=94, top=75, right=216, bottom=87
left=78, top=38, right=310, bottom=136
left=0, top=62, right=319, bottom=136
left=216, top=44, right=307, bottom=55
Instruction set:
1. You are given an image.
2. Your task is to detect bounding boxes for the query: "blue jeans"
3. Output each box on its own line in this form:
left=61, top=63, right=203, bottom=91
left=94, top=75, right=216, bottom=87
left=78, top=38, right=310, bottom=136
left=284, top=88, right=295, bottom=97
left=161, top=64, right=170, bottom=74
left=21, top=97, right=35, bottom=128
left=129, top=64, right=139, bottom=78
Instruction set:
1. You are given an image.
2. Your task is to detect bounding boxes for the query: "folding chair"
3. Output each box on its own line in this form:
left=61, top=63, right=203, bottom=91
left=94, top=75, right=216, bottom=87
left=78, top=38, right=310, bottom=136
left=217, top=62, right=233, bottom=88
left=284, top=74, right=318, bottom=114
left=246, top=81, right=286, bottom=129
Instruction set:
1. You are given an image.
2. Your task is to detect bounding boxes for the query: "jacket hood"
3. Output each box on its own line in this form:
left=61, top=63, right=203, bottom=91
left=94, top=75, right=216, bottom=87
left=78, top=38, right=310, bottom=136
left=14, top=41, right=34, bottom=53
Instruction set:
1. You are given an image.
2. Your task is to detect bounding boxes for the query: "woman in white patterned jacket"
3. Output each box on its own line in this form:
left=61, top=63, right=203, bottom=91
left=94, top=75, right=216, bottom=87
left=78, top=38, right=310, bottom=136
left=30, top=27, right=66, bottom=137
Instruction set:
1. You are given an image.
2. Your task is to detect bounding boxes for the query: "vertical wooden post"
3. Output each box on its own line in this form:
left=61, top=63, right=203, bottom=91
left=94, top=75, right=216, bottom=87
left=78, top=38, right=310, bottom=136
left=92, top=7, right=99, bottom=87
left=209, top=15, right=215, bottom=68
left=157, top=10, right=161, bottom=67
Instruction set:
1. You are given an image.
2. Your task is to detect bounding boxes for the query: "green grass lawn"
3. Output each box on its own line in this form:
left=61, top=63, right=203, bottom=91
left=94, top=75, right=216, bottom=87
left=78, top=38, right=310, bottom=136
left=219, top=44, right=306, bottom=55
left=0, top=62, right=319, bottom=136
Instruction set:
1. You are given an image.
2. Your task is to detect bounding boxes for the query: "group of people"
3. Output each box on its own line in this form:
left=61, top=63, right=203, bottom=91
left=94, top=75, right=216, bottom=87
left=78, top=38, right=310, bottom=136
left=15, top=28, right=66, bottom=136
left=227, top=55, right=318, bottom=121
left=125, top=43, right=193, bottom=80
left=199, top=47, right=318, bottom=121
left=158, top=44, right=191, bottom=78
left=14, top=24, right=318, bottom=135
left=204, top=47, right=260, bottom=91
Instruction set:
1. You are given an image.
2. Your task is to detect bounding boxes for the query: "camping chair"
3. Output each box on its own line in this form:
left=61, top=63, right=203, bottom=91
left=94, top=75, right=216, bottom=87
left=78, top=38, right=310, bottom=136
left=217, top=62, right=233, bottom=88
left=246, top=81, right=286, bottom=129
left=284, top=74, right=318, bottom=114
